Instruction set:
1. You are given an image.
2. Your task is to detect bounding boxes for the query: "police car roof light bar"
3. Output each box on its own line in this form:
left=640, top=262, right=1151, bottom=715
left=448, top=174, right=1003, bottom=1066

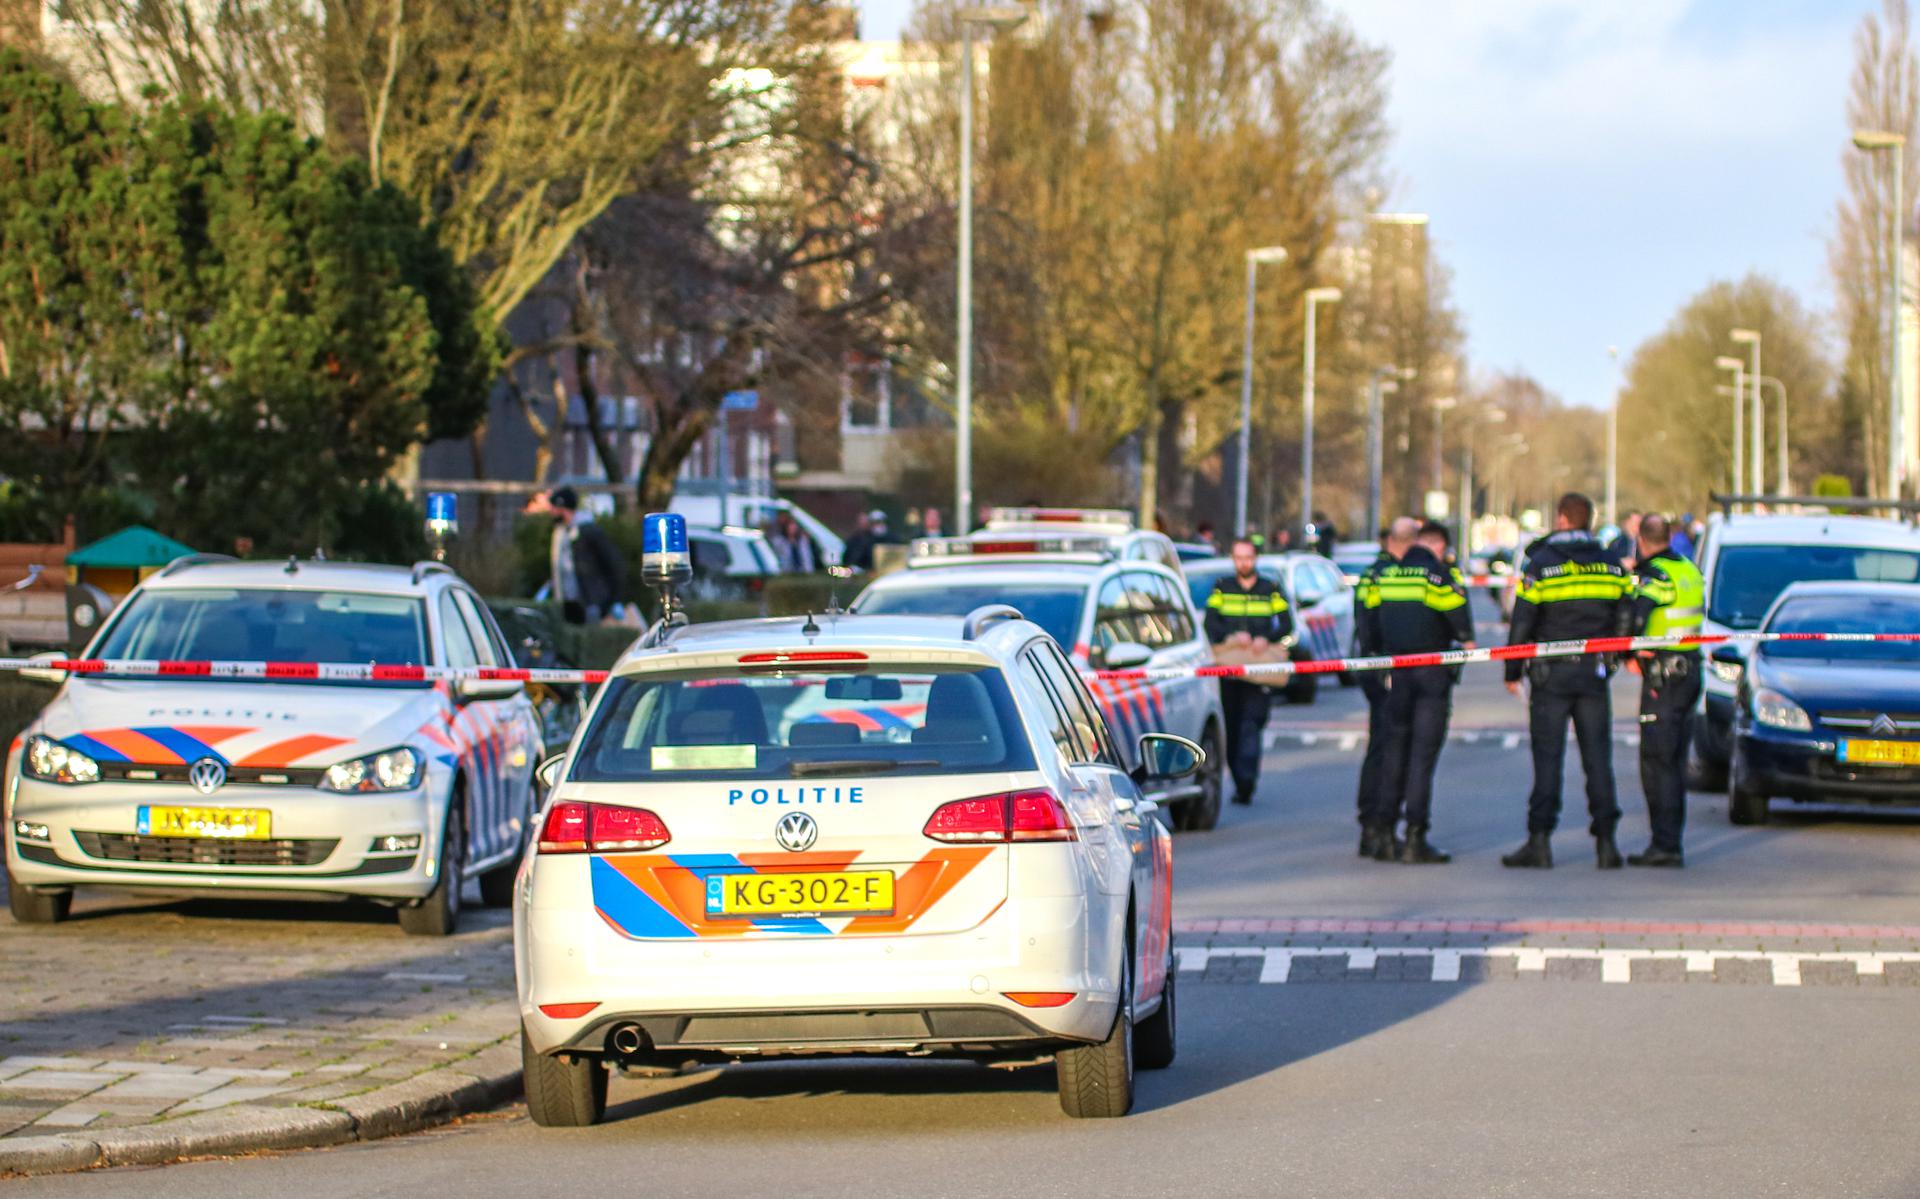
left=984, top=507, right=1134, bottom=531
left=910, top=535, right=1115, bottom=561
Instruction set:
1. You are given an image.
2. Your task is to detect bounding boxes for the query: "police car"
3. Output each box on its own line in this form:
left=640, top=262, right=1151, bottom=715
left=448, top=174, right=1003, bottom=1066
left=513, top=610, right=1187, bottom=1123
left=1688, top=506, right=1920, bottom=789
left=850, top=535, right=1227, bottom=831
left=4, top=558, right=544, bottom=935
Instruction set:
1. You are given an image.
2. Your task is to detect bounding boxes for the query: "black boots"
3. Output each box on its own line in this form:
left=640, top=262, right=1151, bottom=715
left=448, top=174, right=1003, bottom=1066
left=1399, top=829, right=1451, bottom=864
left=1358, top=826, right=1387, bottom=859
left=1501, top=832, right=1553, bottom=869
left=1595, top=834, right=1623, bottom=870
left=1627, top=846, right=1684, bottom=868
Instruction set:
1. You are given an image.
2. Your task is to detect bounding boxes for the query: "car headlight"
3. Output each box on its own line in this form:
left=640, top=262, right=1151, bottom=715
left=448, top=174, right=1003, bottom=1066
left=1710, top=658, right=1744, bottom=685
left=319, top=747, right=423, bottom=793
left=24, top=735, right=100, bottom=785
left=1752, top=688, right=1811, bottom=733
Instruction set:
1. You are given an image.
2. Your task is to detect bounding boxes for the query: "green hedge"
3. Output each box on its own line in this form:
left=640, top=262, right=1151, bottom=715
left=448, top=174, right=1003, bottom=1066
left=0, top=677, right=57, bottom=747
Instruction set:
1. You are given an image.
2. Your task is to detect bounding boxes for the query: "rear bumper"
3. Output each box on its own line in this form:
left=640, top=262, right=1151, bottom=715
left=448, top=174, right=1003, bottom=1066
left=1739, top=732, right=1920, bottom=804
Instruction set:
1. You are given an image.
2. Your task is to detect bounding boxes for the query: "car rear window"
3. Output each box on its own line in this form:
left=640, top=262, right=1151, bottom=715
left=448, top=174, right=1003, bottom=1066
left=1710, top=545, right=1920, bottom=628
left=93, top=589, right=428, bottom=673
left=1764, top=594, right=1920, bottom=662
left=854, top=584, right=1086, bottom=652
left=569, top=665, right=1037, bottom=782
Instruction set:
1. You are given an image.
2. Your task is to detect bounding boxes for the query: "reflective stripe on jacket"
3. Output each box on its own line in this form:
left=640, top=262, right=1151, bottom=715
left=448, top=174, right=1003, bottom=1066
left=1632, top=548, right=1706, bottom=644
left=1358, top=545, right=1473, bottom=656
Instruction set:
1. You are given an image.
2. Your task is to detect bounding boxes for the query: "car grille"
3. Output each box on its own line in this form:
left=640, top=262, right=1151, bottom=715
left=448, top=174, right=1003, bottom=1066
left=97, top=764, right=327, bottom=787
left=72, top=832, right=339, bottom=867
left=1819, top=711, right=1920, bottom=733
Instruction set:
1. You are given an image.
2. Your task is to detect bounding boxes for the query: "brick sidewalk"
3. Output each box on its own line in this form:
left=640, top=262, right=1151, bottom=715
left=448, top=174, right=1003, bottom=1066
left=0, top=894, right=516, bottom=1140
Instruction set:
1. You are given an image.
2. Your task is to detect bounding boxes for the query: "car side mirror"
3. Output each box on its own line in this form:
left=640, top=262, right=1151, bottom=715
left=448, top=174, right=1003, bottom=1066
left=536, top=754, right=567, bottom=791
left=1103, top=642, right=1153, bottom=671
left=18, top=650, right=68, bottom=686
left=457, top=677, right=524, bottom=703
left=1709, top=644, right=1743, bottom=665
left=1132, top=733, right=1203, bottom=785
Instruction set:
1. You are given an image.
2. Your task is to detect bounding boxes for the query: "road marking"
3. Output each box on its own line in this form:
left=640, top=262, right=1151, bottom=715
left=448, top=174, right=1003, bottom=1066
left=383, top=971, right=468, bottom=983
left=1177, top=916, right=1920, bottom=939
left=1260, top=728, right=1639, bottom=751
left=1177, top=946, right=1920, bottom=986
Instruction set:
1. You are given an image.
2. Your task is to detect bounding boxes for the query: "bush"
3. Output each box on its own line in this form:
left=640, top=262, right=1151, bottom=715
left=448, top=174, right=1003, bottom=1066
left=0, top=677, right=57, bottom=747
left=1812, top=474, right=1853, bottom=499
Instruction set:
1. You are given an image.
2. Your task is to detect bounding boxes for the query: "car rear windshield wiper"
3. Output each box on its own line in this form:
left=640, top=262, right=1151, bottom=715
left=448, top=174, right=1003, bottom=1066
left=787, top=759, right=941, bottom=778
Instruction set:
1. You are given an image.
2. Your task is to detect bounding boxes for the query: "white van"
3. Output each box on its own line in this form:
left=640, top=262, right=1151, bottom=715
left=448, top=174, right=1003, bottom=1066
left=669, top=494, right=846, bottom=569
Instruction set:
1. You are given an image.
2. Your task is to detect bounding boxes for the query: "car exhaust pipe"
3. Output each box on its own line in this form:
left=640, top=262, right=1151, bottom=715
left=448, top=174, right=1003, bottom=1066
left=609, top=1024, right=647, bottom=1056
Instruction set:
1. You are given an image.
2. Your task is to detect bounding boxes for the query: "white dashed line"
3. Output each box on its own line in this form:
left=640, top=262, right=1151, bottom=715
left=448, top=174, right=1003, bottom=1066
left=1179, top=946, right=1920, bottom=986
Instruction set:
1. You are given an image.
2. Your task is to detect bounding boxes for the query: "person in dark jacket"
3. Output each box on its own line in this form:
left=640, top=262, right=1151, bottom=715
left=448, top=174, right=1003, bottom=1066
left=543, top=486, right=625, bottom=625
left=1501, top=492, right=1634, bottom=870
left=1204, top=537, right=1293, bottom=805
left=1352, top=521, right=1404, bottom=855
left=1360, top=519, right=1475, bottom=863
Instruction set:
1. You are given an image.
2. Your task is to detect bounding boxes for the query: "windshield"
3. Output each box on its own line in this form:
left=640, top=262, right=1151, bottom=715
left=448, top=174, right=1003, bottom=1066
left=569, top=665, right=1035, bottom=782
left=854, top=582, right=1086, bottom=650
left=1762, top=594, right=1920, bottom=663
left=1709, top=544, right=1920, bottom=629
left=1184, top=565, right=1284, bottom=611
left=94, top=589, right=429, bottom=668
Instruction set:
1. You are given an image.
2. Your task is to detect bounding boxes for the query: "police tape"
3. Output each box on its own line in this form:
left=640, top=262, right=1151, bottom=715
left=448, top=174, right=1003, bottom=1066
left=0, top=631, right=1914, bottom=688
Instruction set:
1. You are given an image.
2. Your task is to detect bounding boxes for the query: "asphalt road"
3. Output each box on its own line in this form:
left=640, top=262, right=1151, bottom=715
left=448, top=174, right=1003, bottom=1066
left=19, top=594, right=1920, bottom=1196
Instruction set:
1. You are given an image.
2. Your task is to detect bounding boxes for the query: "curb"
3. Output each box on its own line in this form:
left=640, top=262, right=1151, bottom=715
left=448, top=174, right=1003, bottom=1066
left=0, top=1040, right=521, bottom=1178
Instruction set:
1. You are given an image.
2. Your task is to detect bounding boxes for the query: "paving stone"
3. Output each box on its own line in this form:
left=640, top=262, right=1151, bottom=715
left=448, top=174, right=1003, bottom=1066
left=1799, top=961, right=1861, bottom=987
left=1630, top=957, right=1688, bottom=984
left=1543, top=957, right=1602, bottom=983
left=1714, top=958, right=1774, bottom=985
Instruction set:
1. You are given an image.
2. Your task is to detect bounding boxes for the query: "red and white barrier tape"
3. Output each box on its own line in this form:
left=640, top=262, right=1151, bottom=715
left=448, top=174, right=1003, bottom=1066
left=0, top=631, right=1913, bottom=687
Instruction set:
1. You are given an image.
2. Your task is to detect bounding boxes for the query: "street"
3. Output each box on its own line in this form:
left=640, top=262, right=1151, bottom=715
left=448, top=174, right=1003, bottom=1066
left=15, top=599, right=1920, bottom=1197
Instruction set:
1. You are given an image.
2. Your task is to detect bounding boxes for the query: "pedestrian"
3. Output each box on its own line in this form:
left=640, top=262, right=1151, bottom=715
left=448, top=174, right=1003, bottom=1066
left=538, top=486, right=624, bottom=626
left=1312, top=512, right=1339, bottom=557
left=844, top=509, right=885, bottom=572
left=768, top=511, right=819, bottom=573
left=923, top=507, right=945, bottom=539
left=1351, top=525, right=1399, bottom=856
left=1360, top=518, right=1474, bottom=863
left=1501, top=492, right=1635, bottom=869
left=1204, top=536, right=1293, bottom=806
left=1607, top=511, right=1642, bottom=568
left=1671, top=513, right=1697, bottom=562
left=1625, top=513, right=1705, bottom=867
left=1194, top=521, right=1218, bottom=553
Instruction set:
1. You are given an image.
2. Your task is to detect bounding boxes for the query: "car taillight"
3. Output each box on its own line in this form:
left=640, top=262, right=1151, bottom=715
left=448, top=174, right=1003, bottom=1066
left=923, top=790, right=1076, bottom=844
left=538, top=802, right=670, bottom=853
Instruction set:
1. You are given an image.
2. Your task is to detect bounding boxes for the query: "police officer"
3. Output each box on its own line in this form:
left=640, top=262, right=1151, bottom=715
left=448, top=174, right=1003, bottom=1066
left=1205, top=536, right=1293, bottom=805
left=1625, top=513, right=1704, bottom=867
left=1360, top=518, right=1474, bottom=863
left=1352, top=526, right=1399, bottom=856
left=1501, top=492, right=1635, bottom=870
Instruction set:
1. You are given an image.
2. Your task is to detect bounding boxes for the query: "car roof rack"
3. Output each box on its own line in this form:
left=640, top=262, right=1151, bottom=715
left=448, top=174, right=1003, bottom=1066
left=961, top=604, right=1026, bottom=640
left=156, top=553, right=237, bottom=578
left=411, top=560, right=457, bottom=585
left=1710, top=493, right=1920, bottom=526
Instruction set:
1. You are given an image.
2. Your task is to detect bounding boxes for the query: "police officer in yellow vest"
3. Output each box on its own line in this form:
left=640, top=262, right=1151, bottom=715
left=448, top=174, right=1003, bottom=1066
left=1625, top=513, right=1705, bottom=867
left=1205, top=537, right=1293, bottom=805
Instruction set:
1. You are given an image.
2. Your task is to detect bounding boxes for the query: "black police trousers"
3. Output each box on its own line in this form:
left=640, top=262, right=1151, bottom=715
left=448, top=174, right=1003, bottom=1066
left=1638, top=655, right=1701, bottom=854
left=1220, top=679, right=1273, bottom=800
left=1525, top=659, right=1621, bottom=836
left=1373, top=666, right=1454, bottom=831
left=1356, top=673, right=1389, bottom=826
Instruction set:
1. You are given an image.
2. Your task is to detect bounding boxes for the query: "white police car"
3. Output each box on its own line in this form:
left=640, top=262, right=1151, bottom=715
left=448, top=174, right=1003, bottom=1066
left=513, top=610, right=1186, bottom=1123
left=850, top=536, right=1227, bottom=830
left=4, top=558, right=543, bottom=935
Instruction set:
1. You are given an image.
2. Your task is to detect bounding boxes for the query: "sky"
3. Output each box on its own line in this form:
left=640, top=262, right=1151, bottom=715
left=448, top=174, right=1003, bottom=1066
left=855, top=0, right=1871, bottom=409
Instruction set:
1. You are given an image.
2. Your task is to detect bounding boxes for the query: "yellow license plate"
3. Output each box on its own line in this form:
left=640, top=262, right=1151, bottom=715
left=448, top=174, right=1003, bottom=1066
left=707, top=870, right=895, bottom=918
left=1838, top=740, right=1920, bottom=767
left=137, top=805, right=272, bottom=840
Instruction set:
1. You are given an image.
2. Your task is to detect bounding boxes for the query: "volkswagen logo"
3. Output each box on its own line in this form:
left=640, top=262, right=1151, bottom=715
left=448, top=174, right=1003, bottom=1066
left=774, top=811, right=818, bottom=853
left=188, top=757, right=227, bottom=796
left=1873, top=714, right=1899, bottom=736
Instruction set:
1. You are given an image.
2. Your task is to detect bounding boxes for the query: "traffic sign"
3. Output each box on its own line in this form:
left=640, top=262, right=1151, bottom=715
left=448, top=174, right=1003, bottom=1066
left=722, top=390, right=759, bottom=412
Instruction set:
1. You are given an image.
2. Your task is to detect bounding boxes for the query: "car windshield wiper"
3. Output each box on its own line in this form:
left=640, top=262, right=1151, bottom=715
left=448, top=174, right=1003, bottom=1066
left=787, top=759, right=941, bottom=778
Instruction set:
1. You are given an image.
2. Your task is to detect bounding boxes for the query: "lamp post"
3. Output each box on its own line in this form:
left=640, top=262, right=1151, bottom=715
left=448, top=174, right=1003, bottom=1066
left=1300, top=286, right=1340, bottom=539
left=1714, top=356, right=1746, bottom=497
left=1731, top=328, right=1763, bottom=496
left=1605, top=345, right=1620, bottom=528
left=953, top=5, right=1028, bottom=534
left=1719, top=376, right=1792, bottom=493
left=1854, top=128, right=1906, bottom=497
left=1235, top=245, right=1288, bottom=537
left=1366, top=366, right=1412, bottom=540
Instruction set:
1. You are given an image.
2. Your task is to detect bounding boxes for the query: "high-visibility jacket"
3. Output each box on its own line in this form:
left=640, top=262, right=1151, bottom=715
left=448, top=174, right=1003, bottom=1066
left=1204, top=575, right=1292, bottom=645
left=1505, top=529, right=1634, bottom=682
left=1353, top=551, right=1394, bottom=654
left=1630, top=547, right=1706, bottom=647
left=1358, top=545, right=1473, bottom=656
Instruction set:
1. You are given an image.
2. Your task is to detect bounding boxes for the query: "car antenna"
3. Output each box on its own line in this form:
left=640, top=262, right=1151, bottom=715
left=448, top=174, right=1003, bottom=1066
left=801, top=611, right=821, bottom=638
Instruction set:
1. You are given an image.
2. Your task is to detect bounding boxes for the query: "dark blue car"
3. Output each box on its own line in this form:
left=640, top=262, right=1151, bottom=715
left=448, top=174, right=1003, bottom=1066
left=1723, top=581, right=1920, bottom=824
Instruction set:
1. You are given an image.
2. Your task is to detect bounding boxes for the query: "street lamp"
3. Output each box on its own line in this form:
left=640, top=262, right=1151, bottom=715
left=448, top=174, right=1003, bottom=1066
left=1731, top=328, right=1763, bottom=497
left=1235, top=245, right=1288, bottom=537
left=1366, top=365, right=1414, bottom=540
left=1299, top=286, right=1340, bottom=539
left=1714, top=356, right=1746, bottom=496
left=1605, top=345, right=1620, bottom=529
left=1719, top=376, right=1791, bottom=493
left=1854, top=128, right=1905, bottom=497
left=953, top=5, right=1029, bottom=533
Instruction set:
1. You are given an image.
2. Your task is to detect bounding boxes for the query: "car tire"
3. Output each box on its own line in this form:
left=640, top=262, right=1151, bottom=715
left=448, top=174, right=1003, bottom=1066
left=478, top=818, right=529, bottom=909
left=522, top=1022, right=607, bottom=1128
left=6, top=867, right=70, bottom=925
left=1133, top=959, right=1176, bottom=1070
left=1728, top=761, right=1770, bottom=826
left=1182, top=725, right=1224, bottom=833
left=399, top=799, right=464, bottom=937
left=1056, top=951, right=1134, bottom=1118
